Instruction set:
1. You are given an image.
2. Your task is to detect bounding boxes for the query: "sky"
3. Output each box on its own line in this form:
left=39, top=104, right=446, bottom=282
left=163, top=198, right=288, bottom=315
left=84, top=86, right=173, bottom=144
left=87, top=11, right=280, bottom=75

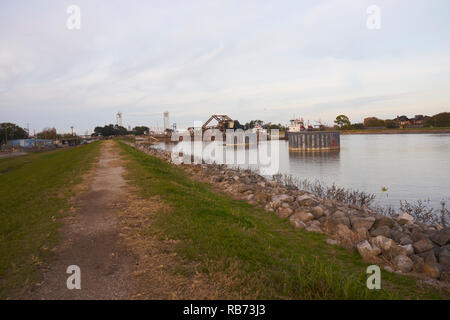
left=1, top=0, right=450, bottom=134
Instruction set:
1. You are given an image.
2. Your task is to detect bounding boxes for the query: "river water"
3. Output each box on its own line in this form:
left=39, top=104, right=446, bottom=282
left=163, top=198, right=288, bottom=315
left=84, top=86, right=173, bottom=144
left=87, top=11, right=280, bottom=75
left=155, top=134, right=450, bottom=210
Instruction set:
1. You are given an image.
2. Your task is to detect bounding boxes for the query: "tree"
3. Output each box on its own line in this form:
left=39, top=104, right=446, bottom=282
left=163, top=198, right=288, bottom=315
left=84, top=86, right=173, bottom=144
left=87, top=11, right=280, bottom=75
left=244, top=120, right=264, bottom=130
left=132, top=126, right=149, bottom=135
left=350, top=123, right=364, bottom=130
left=424, top=112, right=450, bottom=127
left=37, top=127, right=58, bottom=140
left=364, top=117, right=385, bottom=127
left=334, top=115, right=351, bottom=129
left=0, top=123, right=28, bottom=145
left=385, top=120, right=399, bottom=129
left=92, top=124, right=129, bottom=137
left=232, top=120, right=245, bottom=130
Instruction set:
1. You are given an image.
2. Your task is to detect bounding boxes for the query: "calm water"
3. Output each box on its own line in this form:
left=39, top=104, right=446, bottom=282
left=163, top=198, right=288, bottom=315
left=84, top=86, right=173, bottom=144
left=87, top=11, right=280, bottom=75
left=156, top=134, right=450, bottom=210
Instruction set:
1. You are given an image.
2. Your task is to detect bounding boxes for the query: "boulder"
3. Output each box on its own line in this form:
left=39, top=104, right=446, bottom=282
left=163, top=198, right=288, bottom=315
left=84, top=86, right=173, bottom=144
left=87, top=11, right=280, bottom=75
left=441, top=271, right=450, bottom=282
left=350, top=216, right=375, bottom=231
left=430, top=227, right=450, bottom=246
left=391, top=230, right=413, bottom=245
left=438, top=246, right=450, bottom=269
left=411, top=231, right=429, bottom=243
left=398, top=235, right=413, bottom=245
left=271, top=194, right=294, bottom=206
left=370, top=235, right=393, bottom=252
left=254, top=192, right=269, bottom=203
left=410, top=255, right=424, bottom=273
left=423, top=262, right=442, bottom=279
left=296, top=194, right=319, bottom=207
left=402, top=244, right=414, bottom=256
left=372, top=216, right=394, bottom=229
left=386, top=244, right=408, bottom=258
left=357, top=240, right=382, bottom=261
left=325, top=212, right=351, bottom=228
left=306, top=224, right=323, bottom=233
left=276, top=207, right=293, bottom=219
left=413, top=238, right=435, bottom=254
left=333, top=224, right=355, bottom=246
left=393, top=255, right=414, bottom=273
left=397, top=213, right=414, bottom=225
left=370, top=225, right=392, bottom=238
left=290, top=210, right=314, bottom=223
left=420, top=250, right=437, bottom=264
left=310, top=206, right=324, bottom=219
left=237, top=185, right=252, bottom=193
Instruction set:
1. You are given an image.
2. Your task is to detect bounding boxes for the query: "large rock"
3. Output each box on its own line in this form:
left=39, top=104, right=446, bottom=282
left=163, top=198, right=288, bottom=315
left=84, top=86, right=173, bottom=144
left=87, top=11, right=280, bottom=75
left=237, top=184, right=252, bottom=193
left=441, top=271, right=450, bottom=282
left=372, top=216, right=394, bottom=229
left=350, top=216, right=375, bottom=231
left=254, top=192, right=269, bottom=203
left=411, top=231, right=429, bottom=242
left=423, top=262, right=442, bottom=279
left=357, top=240, right=381, bottom=261
left=413, top=238, right=435, bottom=254
left=310, top=206, right=324, bottom=219
left=276, top=207, right=293, bottom=219
left=430, top=228, right=450, bottom=246
left=393, top=255, right=414, bottom=273
left=411, top=255, right=424, bottom=273
left=370, top=235, right=393, bottom=252
left=333, top=224, right=355, bottom=246
left=271, top=194, right=294, bottom=208
left=325, top=211, right=351, bottom=228
left=290, top=210, right=314, bottom=223
left=391, top=230, right=413, bottom=245
left=397, top=213, right=415, bottom=225
left=438, top=246, right=450, bottom=270
left=387, top=244, right=408, bottom=259
left=402, top=244, right=414, bottom=256
left=306, top=221, right=323, bottom=233
left=289, top=218, right=306, bottom=229
left=296, top=194, right=319, bottom=207
left=420, top=250, right=437, bottom=264
left=370, top=225, right=392, bottom=238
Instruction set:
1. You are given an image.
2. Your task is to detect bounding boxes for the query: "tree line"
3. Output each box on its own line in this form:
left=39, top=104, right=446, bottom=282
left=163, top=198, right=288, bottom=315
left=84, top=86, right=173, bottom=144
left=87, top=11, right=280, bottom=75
left=92, top=124, right=149, bottom=137
left=334, top=112, right=450, bottom=130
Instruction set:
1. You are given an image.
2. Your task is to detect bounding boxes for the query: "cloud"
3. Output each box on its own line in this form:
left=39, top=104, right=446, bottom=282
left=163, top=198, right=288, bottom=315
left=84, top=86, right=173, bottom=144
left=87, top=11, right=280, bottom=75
left=0, top=0, right=449, bottom=133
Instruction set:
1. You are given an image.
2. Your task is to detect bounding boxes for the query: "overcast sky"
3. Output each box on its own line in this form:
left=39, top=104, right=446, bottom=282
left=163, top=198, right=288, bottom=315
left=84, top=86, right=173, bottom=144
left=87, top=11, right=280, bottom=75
left=1, top=0, right=449, bottom=134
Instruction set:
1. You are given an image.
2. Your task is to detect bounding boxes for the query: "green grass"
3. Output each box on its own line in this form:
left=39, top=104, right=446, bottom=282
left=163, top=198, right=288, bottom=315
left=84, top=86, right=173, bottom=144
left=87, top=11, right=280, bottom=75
left=117, top=141, right=444, bottom=300
left=0, top=143, right=101, bottom=298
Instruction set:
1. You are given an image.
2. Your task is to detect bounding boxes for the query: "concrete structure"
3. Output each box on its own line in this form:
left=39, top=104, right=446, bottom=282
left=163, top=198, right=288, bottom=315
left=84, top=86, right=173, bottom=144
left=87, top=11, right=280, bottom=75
left=164, top=111, right=170, bottom=130
left=287, top=131, right=340, bottom=151
left=116, top=112, right=123, bottom=127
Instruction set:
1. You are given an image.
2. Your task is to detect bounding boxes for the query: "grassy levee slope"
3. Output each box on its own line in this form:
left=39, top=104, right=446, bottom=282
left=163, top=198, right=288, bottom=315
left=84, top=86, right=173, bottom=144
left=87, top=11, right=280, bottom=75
left=117, top=141, right=443, bottom=300
left=0, top=142, right=101, bottom=298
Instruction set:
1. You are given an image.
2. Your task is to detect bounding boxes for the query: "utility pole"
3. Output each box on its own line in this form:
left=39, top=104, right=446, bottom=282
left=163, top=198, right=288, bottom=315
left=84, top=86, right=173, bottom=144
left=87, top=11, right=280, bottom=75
left=71, top=126, right=74, bottom=136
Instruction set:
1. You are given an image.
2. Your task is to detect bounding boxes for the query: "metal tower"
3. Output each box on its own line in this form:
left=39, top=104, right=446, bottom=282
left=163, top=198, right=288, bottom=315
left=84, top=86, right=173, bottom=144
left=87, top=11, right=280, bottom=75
left=116, top=112, right=123, bottom=127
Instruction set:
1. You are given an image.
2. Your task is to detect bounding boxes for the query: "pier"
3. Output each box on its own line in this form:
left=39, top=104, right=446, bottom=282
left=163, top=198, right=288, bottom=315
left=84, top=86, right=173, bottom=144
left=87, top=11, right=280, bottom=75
left=287, top=131, right=340, bottom=151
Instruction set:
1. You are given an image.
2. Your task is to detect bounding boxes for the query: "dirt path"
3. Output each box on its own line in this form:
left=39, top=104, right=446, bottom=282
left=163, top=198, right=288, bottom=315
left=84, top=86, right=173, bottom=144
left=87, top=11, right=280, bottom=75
left=24, top=141, right=217, bottom=300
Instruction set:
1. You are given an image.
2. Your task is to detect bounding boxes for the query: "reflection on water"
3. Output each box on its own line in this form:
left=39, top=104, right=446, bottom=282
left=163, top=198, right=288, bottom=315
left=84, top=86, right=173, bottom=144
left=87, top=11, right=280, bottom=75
left=155, top=134, right=450, bottom=210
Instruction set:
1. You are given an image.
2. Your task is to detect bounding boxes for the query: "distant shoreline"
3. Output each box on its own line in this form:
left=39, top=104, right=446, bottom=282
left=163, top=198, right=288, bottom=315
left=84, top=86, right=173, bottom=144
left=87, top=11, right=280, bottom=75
left=340, top=128, right=450, bottom=135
